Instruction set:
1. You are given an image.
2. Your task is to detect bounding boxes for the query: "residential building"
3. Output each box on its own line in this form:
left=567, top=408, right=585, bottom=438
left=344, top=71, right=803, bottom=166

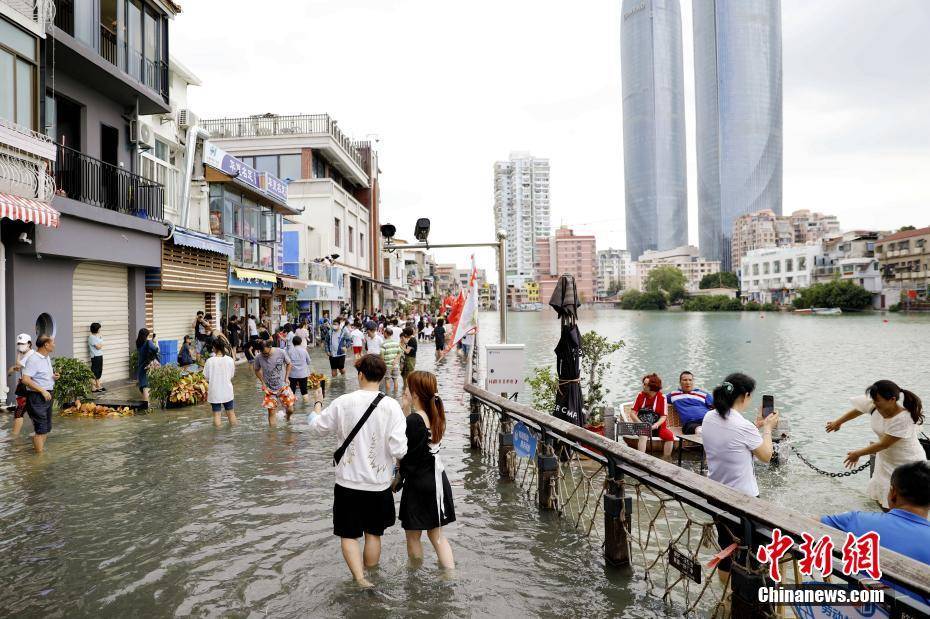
left=635, top=245, right=720, bottom=293
left=596, top=248, right=634, bottom=300
left=402, top=245, right=432, bottom=311
left=693, top=0, right=783, bottom=270
left=5, top=0, right=182, bottom=388
left=535, top=226, right=597, bottom=304
left=455, top=267, right=486, bottom=291
left=380, top=239, right=408, bottom=313
left=478, top=282, right=498, bottom=310
left=433, top=263, right=457, bottom=296
left=493, top=152, right=550, bottom=287
left=202, top=113, right=380, bottom=324
left=621, top=0, right=688, bottom=261
left=740, top=243, right=823, bottom=305
left=1, top=0, right=58, bottom=401
left=788, top=209, right=841, bottom=244
left=506, top=282, right=540, bottom=309
left=815, top=231, right=883, bottom=307
left=876, top=226, right=930, bottom=304
left=730, top=209, right=793, bottom=272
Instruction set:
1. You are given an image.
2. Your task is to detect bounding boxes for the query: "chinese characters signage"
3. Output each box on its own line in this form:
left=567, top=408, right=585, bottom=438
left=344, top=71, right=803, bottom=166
left=203, top=141, right=289, bottom=203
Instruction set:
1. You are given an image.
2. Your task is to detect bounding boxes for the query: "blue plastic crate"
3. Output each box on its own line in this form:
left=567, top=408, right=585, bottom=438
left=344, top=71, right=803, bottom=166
left=158, top=339, right=178, bottom=366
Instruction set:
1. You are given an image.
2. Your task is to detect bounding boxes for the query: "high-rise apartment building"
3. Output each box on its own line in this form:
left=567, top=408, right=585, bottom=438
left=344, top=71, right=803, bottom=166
left=535, top=226, right=597, bottom=304
left=494, top=152, right=551, bottom=287
left=731, top=209, right=841, bottom=271
left=596, top=248, right=634, bottom=299
left=621, top=0, right=688, bottom=261
left=693, top=0, right=783, bottom=271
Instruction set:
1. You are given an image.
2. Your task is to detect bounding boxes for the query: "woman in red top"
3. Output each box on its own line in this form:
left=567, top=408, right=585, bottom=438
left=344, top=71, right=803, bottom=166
left=631, top=373, right=675, bottom=458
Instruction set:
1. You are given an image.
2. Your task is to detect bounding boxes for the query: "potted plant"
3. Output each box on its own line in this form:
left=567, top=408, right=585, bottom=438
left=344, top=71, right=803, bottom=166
left=580, top=331, right=624, bottom=434
left=167, top=372, right=208, bottom=407
left=51, top=357, right=95, bottom=410
left=147, top=364, right=184, bottom=408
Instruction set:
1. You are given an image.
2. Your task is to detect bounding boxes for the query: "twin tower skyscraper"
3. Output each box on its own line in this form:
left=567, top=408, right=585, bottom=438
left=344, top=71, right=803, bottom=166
left=622, top=0, right=782, bottom=271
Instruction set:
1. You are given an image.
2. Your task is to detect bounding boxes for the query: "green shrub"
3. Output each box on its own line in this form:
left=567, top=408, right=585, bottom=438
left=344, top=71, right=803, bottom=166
left=147, top=364, right=184, bottom=407
left=699, top=271, right=740, bottom=289
left=792, top=280, right=872, bottom=310
left=889, top=303, right=901, bottom=313
left=526, top=367, right=558, bottom=414
left=742, top=301, right=762, bottom=311
left=621, top=289, right=667, bottom=310
left=51, top=357, right=94, bottom=409
left=129, top=349, right=139, bottom=377
left=761, top=303, right=779, bottom=312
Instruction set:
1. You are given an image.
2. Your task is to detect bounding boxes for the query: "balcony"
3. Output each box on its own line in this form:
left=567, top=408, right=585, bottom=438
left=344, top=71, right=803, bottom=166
left=54, top=144, right=164, bottom=221
left=202, top=114, right=369, bottom=187
left=0, top=118, right=56, bottom=201
left=51, top=0, right=170, bottom=114
left=2, top=0, right=55, bottom=35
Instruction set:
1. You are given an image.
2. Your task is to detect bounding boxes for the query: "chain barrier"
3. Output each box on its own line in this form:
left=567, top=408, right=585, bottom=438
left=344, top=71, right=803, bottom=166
left=788, top=443, right=870, bottom=478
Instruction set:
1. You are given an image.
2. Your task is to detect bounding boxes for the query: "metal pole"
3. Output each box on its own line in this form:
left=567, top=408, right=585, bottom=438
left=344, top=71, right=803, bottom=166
left=496, top=231, right=507, bottom=344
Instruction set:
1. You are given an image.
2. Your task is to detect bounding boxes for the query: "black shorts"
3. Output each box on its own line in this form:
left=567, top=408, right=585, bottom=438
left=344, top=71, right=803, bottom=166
left=333, top=484, right=396, bottom=538
left=289, top=376, right=308, bottom=395
left=90, top=356, right=103, bottom=380
left=26, top=391, right=53, bottom=435
left=329, top=355, right=346, bottom=370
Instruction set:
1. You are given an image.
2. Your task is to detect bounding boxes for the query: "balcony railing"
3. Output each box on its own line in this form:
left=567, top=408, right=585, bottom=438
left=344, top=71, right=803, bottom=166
left=6, top=0, right=56, bottom=31
left=201, top=114, right=366, bottom=172
left=54, top=143, right=164, bottom=221
left=0, top=117, right=56, bottom=200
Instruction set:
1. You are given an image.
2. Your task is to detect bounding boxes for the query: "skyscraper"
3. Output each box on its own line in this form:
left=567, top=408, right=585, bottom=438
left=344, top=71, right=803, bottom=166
left=693, top=0, right=783, bottom=271
left=621, top=0, right=688, bottom=262
left=493, top=152, right=551, bottom=287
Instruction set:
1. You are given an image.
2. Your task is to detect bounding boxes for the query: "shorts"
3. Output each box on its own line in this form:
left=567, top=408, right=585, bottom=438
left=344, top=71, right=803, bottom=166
left=387, top=364, right=401, bottom=379
left=194, top=339, right=205, bottom=353
left=90, top=356, right=103, bottom=380
left=652, top=424, right=675, bottom=442
left=262, top=386, right=296, bottom=410
left=332, top=483, right=396, bottom=538
left=435, top=340, right=445, bottom=351
left=25, top=391, right=53, bottom=435
left=401, top=356, right=416, bottom=377
left=289, top=376, right=309, bottom=396
left=210, top=400, right=235, bottom=412
left=329, top=355, right=346, bottom=370
left=14, top=396, right=27, bottom=419
left=352, top=346, right=362, bottom=355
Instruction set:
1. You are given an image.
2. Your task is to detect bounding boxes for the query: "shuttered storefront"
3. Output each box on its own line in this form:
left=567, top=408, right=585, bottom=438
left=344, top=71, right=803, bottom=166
left=72, top=262, right=130, bottom=383
left=152, top=291, right=204, bottom=344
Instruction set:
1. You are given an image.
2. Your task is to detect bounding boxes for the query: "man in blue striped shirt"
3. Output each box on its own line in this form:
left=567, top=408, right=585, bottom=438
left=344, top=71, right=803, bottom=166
left=667, top=371, right=714, bottom=434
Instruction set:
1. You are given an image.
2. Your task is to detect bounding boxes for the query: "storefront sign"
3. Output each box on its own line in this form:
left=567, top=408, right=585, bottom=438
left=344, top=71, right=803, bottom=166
left=204, top=142, right=262, bottom=190
left=486, top=344, right=525, bottom=396
left=513, top=422, right=537, bottom=458
left=261, top=173, right=288, bottom=202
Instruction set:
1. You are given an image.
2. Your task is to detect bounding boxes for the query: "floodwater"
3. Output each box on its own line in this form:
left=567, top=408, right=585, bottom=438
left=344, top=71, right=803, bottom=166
left=0, top=308, right=927, bottom=617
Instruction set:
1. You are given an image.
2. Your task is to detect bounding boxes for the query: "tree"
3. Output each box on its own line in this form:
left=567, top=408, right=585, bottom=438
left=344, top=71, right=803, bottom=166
left=606, top=278, right=622, bottom=297
left=791, top=281, right=873, bottom=310
left=620, top=289, right=667, bottom=310
left=580, top=331, right=624, bottom=425
left=699, top=271, right=739, bottom=289
left=644, top=266, right=686, bottom=303
left=899, top=225, right=917, bottom=232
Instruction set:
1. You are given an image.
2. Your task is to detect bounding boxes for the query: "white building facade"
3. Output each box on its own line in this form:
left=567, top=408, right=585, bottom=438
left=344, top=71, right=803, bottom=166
left=740, top=243, right=824, bottom=305
left=596, top=248, right=634, bottom=299
left=493, top=152, right=550, bottom=287
left=634, top=245, right=720, bottom=292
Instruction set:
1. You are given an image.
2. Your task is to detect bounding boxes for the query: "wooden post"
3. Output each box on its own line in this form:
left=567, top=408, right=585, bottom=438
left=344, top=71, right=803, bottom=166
left=537, top=443, right=559, bottom=510
left=603, top=406, right=616, bottom=442
left=604, top=468, right=631, bottom=567
left=498, top=418, right=514, bottom=480
left=469, top=396, right=481, bottom=450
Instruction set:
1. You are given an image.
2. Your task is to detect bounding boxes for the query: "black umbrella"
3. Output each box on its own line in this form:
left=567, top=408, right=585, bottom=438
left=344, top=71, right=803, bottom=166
left=550, top=274, right=585, bottom=427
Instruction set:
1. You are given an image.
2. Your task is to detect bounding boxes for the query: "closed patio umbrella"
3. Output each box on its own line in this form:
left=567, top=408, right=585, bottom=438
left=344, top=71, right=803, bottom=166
left=550, top=274, right=585, bottom=427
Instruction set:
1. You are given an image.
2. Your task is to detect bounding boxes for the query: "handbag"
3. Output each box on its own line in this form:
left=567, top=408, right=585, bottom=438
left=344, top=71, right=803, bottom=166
left=333, top=393, right=386, bottom=466
left=637, top=407, right=659, bottom=426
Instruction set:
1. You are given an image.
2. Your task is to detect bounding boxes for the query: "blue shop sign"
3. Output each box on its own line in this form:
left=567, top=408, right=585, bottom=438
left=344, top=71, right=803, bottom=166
left=204, top=142, right=288, bottom=203
left=513, top=422, right=537, bottom=458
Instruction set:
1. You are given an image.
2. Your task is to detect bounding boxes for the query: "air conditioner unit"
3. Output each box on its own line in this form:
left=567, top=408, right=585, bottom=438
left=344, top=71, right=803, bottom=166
left=130, top=120, right=155, bottom=150
left=177, top=109, right=198, bottom=130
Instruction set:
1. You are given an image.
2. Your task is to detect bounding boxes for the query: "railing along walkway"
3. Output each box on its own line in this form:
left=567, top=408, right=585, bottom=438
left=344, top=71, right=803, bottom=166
left=463, top=343, right=930, bottom=618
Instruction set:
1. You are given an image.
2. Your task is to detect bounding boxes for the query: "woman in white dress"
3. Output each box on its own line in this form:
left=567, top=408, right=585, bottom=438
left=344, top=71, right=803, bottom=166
left=826, top=380, right=925, bottom=510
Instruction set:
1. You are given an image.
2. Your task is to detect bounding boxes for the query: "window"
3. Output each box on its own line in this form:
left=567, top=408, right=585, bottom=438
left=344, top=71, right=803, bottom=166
left=279, top=154, right=301, bottom=180
left=798, top=257, right=807, bottom=271
left=210, top=185, right=275, bottom=269
left=255, top=155, right=278, bottom=177
left=752, top=264, right=759, bottom=276
left=359, top=232, right=365, bottom=258
left=773, top=261, right=781, bottom=274
left=0, top=18, right=38, bottom=128
left=763, top=262, right=770, bottom=275
left=348, top=226, right=354, bottom=253
left=312, top=154, right=326, bottom=179
left=334, top=218, right=341, bottom=247
left=785, top=259, right=793, bottom=272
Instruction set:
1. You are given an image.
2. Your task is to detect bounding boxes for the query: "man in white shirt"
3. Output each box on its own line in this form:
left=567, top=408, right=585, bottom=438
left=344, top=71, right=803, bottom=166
left=364, top=326, right=384, bottom=356
left=308, top=355, right=407, bottom=587
left=20, top=335, right=59, bottom=453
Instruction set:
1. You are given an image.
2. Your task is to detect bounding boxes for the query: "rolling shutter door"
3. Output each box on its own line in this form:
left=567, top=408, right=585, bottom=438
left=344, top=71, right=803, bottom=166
left=152, top=291, right=204, bottom=344
left=72, top=262, right=129, bottom=383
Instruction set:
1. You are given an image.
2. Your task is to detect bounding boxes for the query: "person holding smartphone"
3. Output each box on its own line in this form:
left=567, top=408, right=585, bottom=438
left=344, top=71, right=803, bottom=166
left=135, top=329, right=159, bottom=403
left=702, top=372, right=779, bottom=580
left=630, top=373, right=675, bottom=458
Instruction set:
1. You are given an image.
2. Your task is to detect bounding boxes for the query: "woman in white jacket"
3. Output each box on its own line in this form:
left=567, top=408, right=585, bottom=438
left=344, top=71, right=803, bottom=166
left=308, top=354, right=407, bottom=588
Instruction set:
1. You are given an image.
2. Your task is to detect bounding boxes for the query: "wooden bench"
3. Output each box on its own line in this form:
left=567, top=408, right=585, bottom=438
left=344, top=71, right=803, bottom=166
left=618, top=401, right=705, bottom=470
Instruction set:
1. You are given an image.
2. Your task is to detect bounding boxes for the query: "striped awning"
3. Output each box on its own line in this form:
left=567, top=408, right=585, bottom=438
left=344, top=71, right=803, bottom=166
left=233, top=267, right=278, bottom=283
left=0, top=193, right=60, bottom=228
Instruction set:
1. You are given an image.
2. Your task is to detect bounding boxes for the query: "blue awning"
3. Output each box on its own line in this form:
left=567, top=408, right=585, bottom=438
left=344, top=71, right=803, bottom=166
left=173, top=228, right=234, bottom=258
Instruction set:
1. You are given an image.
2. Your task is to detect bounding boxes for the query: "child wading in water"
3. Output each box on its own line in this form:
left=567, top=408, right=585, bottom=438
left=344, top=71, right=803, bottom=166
left=398, top=370, right=456, bottom=569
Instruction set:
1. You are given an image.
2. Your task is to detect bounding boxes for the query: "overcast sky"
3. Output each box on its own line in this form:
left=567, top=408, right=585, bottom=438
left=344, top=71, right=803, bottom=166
left=172, top=0, right=930, bottom=274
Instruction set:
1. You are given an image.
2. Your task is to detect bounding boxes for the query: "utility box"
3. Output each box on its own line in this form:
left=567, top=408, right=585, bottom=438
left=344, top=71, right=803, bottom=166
left=485, top=344, right=526, bottom=398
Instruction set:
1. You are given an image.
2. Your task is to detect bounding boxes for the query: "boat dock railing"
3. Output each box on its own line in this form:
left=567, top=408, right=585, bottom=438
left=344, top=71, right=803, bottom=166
left=463, top=340, right=930, bottom=617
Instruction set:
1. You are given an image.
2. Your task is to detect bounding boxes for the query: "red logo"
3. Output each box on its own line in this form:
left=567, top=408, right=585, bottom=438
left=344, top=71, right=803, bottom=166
left=755, top=530, right=881, bottom=582
left=756, top=528, right=796, bottom=581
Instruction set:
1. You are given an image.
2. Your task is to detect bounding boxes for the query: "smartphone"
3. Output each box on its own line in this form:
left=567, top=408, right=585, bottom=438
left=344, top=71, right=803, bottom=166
left=762, top=394, right=775, bottom=418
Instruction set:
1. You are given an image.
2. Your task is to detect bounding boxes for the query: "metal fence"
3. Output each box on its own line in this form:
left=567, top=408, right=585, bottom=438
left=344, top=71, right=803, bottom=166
left=464, top=343, right=930, bottom=617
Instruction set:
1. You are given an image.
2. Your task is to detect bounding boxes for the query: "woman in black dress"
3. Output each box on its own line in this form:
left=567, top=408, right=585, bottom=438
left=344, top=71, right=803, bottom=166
left=433, top=318, right=446, bottom=361
left=399, top=370, right=455, bottom=569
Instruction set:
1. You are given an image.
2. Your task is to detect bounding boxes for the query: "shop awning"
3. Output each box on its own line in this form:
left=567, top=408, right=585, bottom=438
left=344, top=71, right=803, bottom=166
left=173, top=227, right=234, bottom=258
left=0, top=193, right=60, bottom=228
left=278, top=276, right=309, bottom=290
left=234, top=267, right=278, bottom=283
